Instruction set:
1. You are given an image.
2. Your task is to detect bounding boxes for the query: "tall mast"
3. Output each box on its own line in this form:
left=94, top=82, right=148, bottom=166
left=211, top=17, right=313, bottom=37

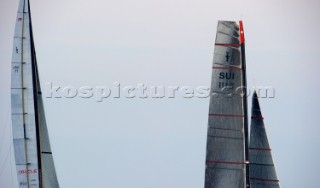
left=27, top=0, right=43, bottom=186
left=239, top=21, right=250, bottom=188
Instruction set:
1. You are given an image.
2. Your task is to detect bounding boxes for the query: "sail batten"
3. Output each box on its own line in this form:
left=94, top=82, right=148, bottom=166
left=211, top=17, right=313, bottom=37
left=11, top=0, right=59, bottom=187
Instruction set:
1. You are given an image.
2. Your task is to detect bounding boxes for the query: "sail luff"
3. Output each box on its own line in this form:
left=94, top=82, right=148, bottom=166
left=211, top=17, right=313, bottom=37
left=27, top=1, right=43, bottom=187
left=239, top=21, right=250, bottom=188
left=249, top=91, right=280, bottom=188
left=204, top=21, right=246, bottom=188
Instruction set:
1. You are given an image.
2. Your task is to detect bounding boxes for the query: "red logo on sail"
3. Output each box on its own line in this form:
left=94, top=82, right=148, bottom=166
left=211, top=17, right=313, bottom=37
left=18, top=169, right=38, bottom=174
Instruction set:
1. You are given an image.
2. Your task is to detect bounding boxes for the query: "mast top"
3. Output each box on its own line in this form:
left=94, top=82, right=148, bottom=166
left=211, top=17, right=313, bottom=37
left=239, top=20, right=245, bottom=44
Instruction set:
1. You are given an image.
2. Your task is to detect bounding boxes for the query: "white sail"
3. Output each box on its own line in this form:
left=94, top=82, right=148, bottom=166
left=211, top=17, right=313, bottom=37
left=11, top=0, right=59, bottom=187
left=204, top=21, right=248, bottom=188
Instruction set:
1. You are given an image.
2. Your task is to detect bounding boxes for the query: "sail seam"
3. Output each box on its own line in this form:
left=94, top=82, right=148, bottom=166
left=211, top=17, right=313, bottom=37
left=209, top=127, right=242, bottom=131
left=250, top=177, right=279, bottom=182
left=249, top=147, right=271, bottom=151
left=209, top=113, right=244, bottom=118
left=212, top=66, right=241, bottom=70
left=208, top=135, right=243, bottom=140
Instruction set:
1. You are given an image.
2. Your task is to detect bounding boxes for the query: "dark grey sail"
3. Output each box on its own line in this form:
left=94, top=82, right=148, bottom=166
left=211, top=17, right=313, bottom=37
left=11, top=0, right=59, bottom=187
left=204, top=21, right=249, bottom=188
left=249, top=91, right=280, bottom=188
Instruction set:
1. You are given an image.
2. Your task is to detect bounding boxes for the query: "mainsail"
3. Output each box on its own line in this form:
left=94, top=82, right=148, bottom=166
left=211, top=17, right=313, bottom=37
left=11, top=0, right=59, bottom=187
left=249, top=91, right=280, bottom=187
left=204, top=21, right=249, bottom=188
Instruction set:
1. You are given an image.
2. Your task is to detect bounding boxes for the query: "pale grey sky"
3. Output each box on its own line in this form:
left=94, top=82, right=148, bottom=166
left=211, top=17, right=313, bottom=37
left=1, top=0, right=320, bottom=187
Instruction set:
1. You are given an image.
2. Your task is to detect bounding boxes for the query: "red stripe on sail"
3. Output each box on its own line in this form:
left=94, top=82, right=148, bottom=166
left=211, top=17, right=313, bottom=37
left=215, top=43, right=240, bottom=47
left=212, top=66, right=241, bottom=71
left=250, top=177, right=279, bottom=182
left=209, top=114, right=244, bottom=118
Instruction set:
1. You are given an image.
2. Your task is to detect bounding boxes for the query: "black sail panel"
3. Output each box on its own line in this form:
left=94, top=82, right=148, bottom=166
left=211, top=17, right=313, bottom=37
left=249, top=91, right=280, bottom=188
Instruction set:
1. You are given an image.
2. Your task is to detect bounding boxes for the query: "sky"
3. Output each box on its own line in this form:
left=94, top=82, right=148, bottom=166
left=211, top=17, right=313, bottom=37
left=1, top=0, right=320, bottom=187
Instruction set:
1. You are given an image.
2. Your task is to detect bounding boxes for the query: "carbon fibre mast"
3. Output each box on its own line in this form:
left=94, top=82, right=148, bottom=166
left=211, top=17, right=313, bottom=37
left=239, top=21, right=250, bottom=188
